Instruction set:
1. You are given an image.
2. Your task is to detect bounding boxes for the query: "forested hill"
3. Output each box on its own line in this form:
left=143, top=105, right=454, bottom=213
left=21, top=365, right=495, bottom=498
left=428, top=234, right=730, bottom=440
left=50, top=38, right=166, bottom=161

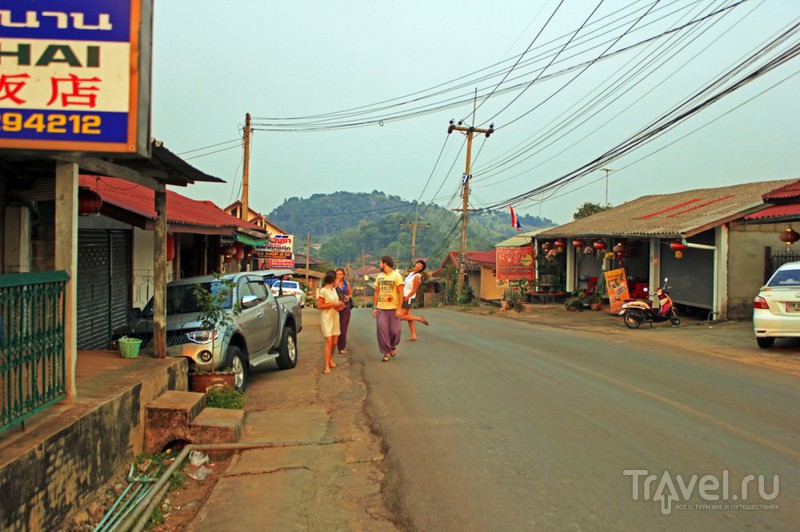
left=268, top=191, right=553, bottom=268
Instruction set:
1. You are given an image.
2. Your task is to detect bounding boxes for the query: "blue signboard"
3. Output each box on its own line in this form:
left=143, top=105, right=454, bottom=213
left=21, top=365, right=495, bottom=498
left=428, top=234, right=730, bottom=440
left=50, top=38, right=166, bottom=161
left=0, top=0, right=151, bottom=155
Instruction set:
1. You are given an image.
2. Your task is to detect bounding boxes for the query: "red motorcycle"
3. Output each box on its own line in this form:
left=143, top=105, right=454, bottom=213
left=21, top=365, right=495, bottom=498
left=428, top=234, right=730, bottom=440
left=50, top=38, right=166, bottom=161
left=619, top=278, right=680, bottom=329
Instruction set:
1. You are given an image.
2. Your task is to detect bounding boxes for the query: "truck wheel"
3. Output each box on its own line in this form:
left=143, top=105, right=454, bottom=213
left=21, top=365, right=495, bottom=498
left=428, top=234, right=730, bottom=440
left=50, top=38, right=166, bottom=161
left=226, top=345, right=248, bottom=392
left=277, top=327, right=298, bottom=369
left=623, top=310, right=643, bottom=329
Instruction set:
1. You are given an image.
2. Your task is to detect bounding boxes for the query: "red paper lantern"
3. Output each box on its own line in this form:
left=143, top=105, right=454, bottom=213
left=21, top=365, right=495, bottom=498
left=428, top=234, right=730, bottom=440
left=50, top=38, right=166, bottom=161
left=78, top=189, right=103, bottom=215
left=554, top=239, right=566, bottom=250
left=166, top=234, right=175, bottom=262
left=232, top=242, right=245, bottom=261
left=593, top=241, right=607, bottom=251
left=572, top=239, right=584, bottom=248
left=613, top=242, right=625, bottom=254
left=779, top=227, right=800, bottom=250
left=670, top=241, right=687, bottom=259
left=542, top=242, right=552, bottom=251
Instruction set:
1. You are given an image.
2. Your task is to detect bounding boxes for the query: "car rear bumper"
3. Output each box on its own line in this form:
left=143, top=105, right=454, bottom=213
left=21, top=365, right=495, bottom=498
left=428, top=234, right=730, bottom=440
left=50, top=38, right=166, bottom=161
left=753, top=310, right=800, bottom=337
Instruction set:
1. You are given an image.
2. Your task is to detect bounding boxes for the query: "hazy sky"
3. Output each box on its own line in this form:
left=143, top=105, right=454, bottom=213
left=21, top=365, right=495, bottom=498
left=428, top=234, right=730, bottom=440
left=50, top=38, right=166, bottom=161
left=152, top=0, right=800, bottom=226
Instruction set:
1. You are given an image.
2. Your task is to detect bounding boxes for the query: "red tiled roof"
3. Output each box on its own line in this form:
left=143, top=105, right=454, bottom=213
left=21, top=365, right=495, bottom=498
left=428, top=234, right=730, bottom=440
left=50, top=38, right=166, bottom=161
left=438, top=250, right=496, bottom=271
left=744, top=204, right=800, bottom=221
left=763, top=180, right=800, bottom=201
left=79, top=175, right=265, bottom=234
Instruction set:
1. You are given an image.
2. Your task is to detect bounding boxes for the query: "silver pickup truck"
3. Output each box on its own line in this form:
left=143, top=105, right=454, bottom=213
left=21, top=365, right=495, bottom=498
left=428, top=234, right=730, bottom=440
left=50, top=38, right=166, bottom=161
left=112, top=271, right=302, bottom=391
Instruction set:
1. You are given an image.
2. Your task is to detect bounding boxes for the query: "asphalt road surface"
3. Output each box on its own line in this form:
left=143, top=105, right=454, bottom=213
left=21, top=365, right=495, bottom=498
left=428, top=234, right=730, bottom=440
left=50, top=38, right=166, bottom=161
left=343, top=307, right=799, bottom=530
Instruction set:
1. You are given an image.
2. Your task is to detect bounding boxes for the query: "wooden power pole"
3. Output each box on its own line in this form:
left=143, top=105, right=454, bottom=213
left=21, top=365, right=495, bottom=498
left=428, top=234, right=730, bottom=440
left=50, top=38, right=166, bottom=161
left=241, top=112, right=251, bottom=220
left=400, top=217, right=430, bottom=265
left=447, top=111, right=495, bottom=300
left=305, top=232, right=310, bottom=286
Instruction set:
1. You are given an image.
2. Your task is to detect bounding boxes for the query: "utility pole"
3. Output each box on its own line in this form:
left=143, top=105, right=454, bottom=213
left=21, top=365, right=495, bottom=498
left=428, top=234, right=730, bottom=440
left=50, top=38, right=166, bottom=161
left=305, top=232, right=310, bottom=286
left=400, top=217, right=430, bottom=265
left=602, top=167, right=615, bottom=207
left=242, top=113, right=251, bottom=220
left=447, top=100, right=495, bottom=300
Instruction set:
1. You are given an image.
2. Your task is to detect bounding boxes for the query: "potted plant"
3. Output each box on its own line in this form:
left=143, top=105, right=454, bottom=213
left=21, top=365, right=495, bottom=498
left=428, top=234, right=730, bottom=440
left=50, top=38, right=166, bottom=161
left=589, top=294, right=603, bottom=311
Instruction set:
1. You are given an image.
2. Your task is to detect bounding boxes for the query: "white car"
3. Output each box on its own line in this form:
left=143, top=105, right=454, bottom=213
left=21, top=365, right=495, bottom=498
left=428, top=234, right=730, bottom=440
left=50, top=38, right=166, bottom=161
left=270, top=280, right=306, bottom=308
left=753, top=261, right=800, bottom=348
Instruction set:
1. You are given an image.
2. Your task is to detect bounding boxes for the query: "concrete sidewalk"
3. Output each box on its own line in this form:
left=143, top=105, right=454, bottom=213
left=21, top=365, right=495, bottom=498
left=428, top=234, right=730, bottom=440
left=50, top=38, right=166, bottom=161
left=187, top=311, right=400, bottom=531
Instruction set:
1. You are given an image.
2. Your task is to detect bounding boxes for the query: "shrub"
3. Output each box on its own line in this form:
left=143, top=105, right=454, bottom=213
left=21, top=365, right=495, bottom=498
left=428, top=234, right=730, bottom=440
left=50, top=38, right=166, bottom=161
left=205, top=386, right=245, bottom=409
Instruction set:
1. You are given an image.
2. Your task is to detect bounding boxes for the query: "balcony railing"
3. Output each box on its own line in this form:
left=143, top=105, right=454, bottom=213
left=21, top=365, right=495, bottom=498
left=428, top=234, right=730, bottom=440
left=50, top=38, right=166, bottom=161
left=0, top=271, right=68, bottom=434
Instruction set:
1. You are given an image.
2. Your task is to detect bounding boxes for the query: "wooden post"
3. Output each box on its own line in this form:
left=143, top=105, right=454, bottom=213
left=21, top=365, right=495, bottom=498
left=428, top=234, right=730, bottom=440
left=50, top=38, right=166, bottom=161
left=54, top=161, right=78, bottom=402
left=153, top=184, right=167, bottom=358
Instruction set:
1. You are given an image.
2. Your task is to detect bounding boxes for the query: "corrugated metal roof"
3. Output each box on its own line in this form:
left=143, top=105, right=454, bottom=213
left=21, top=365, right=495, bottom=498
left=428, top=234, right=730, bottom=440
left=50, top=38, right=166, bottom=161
left=495, top=228, right=552, bottom=247
left=437, top=250, right=496, bottom=272
left=79, top=175, right=265, bottom=234
left=539, top=179, right=797, bottom=239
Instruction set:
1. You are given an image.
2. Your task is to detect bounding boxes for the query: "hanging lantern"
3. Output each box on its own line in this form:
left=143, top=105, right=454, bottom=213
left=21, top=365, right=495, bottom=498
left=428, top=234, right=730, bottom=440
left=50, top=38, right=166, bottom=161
left=613, top=242, right=626, bottom=255
left=779, top=227, right=800, bottom=250
left=78, top=189, right=103, bottom=215
left=670, top=241, right=687, bottom=259
left=572, top=239, right=584, bottom=248
left=166, top=234, right=175, bottom=262
left=542, top=242, right=552, bottom=251
left=224, top=255, right=232, bottom=264
left=233, top=242, right=245, bottom=261
left=554, top=239, right=566, bottom=252
left=593, top=240, right=607, bottom=251
left=244, top=245, right=254, bottom=256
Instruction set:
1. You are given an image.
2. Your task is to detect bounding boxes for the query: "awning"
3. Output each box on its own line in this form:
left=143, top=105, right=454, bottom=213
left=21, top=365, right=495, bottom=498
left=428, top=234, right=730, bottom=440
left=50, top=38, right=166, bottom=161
left=235, top=232, right=268, bottom=247
left=744, top=204, right=800, bottom=221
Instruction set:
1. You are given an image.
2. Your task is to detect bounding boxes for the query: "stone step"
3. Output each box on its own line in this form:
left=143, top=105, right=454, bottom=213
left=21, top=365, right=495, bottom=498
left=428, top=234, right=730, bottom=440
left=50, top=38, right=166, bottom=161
left=144, top=390, right=206, bottom=452
left=190, top=408, right=245, bottom=444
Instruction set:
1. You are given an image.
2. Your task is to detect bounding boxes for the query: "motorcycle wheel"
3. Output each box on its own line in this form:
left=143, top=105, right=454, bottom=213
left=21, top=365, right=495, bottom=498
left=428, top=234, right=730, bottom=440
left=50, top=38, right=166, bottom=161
left=669, top=308, right=680, bottom=326
left=623, top=310, right=644, bottom=329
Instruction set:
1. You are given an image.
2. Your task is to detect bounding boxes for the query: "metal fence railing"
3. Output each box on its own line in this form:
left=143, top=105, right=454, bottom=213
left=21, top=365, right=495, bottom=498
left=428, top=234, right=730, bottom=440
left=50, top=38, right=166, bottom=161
left=0, top=271, right=69, bottom=433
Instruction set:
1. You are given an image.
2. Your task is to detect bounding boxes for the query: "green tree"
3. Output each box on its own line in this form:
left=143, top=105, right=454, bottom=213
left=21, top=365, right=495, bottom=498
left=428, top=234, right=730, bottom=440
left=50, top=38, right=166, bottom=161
left=573, top=202, right=611, bottom=220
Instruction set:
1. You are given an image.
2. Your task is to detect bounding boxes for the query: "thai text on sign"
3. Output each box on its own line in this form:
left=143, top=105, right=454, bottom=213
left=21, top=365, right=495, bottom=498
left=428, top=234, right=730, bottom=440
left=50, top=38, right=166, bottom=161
left=0, top=1, right=150, bottom=154
left=254, top=234, right=294, bottom=268
left=496, top=245, right=535, bottom=280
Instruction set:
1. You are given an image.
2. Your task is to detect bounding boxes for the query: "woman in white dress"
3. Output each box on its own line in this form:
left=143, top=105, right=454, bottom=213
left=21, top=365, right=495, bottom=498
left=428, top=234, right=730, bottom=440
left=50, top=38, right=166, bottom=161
left=317, top=271, right=345, bottom=373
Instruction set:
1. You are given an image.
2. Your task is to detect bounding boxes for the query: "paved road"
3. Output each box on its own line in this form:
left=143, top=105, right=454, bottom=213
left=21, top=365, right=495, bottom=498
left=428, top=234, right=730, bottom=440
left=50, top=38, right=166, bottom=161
left=345, top=307, right=799, bottom=530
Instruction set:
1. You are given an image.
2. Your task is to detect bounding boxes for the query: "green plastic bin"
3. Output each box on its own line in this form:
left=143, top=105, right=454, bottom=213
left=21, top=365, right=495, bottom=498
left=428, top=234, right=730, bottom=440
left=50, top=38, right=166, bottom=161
left=119, top=336, right=142, bottom=358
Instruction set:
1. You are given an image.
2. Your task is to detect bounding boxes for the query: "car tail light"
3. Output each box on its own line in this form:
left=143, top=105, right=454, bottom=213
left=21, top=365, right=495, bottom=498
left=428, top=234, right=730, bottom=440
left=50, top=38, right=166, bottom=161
left=753, top=296, right=769, bottom=309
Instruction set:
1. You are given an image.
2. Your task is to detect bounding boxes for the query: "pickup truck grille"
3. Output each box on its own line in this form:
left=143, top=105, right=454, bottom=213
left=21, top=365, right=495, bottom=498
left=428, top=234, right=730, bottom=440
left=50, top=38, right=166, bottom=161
left=166, top=331, right=190, bottom=347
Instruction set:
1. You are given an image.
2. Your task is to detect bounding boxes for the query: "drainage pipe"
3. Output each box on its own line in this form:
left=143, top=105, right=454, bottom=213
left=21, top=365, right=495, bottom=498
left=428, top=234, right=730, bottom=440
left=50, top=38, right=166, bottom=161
left=118, top=439, right=342, bottom=532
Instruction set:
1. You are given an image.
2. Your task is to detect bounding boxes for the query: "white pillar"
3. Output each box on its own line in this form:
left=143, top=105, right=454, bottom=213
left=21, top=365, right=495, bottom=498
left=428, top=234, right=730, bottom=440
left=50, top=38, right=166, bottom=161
left=649, top=238, right=660, bottom=293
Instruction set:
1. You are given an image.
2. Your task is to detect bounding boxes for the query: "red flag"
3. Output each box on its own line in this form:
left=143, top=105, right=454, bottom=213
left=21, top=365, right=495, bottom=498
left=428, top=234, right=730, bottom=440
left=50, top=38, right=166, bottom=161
left=510, top=206, right=521, bottom=231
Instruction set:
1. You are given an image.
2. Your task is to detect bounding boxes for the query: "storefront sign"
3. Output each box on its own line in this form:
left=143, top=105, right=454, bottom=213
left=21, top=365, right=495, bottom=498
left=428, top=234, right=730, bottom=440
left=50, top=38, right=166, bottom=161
left=0, top=0, right=152, bottom=155
left=604, top=268, right=630, bottom=313
left=496, top=245, right=534, bottom=280
left=254, top=234, right=294, bottom=268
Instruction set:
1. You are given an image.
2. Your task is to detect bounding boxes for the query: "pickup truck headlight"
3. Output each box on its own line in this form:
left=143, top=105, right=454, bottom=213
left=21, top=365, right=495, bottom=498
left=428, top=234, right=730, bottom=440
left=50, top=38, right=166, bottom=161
left=187, top=330, right=218, bottom=344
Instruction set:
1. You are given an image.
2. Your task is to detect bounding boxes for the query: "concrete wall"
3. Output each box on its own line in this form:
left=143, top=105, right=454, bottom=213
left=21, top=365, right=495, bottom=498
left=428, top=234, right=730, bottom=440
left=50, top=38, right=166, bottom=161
left=480, top=265, right=504, bottom=300
left=727, top=222, right=784, bottom=319
left=0, top=361, right=187, bottom=531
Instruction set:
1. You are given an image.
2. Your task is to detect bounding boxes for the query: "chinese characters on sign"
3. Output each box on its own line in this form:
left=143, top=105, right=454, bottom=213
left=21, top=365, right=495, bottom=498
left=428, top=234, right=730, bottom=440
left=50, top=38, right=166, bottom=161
left=0, top=1, right=150, bottom=154
left=254, top=234, right=295, bottom=269
left=496, top=245, right=535, bottom=281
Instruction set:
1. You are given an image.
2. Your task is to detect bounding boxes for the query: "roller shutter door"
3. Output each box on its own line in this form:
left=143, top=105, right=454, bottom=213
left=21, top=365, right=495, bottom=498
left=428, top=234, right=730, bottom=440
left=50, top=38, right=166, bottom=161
left=77, top=230, right=131, bottom=349
left=660, top=244, right=713, bottom=309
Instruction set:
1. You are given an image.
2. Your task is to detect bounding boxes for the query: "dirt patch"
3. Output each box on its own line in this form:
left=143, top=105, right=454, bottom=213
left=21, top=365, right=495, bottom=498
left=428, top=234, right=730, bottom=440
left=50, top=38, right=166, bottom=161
left=65, top=449, right=233, bottom=531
